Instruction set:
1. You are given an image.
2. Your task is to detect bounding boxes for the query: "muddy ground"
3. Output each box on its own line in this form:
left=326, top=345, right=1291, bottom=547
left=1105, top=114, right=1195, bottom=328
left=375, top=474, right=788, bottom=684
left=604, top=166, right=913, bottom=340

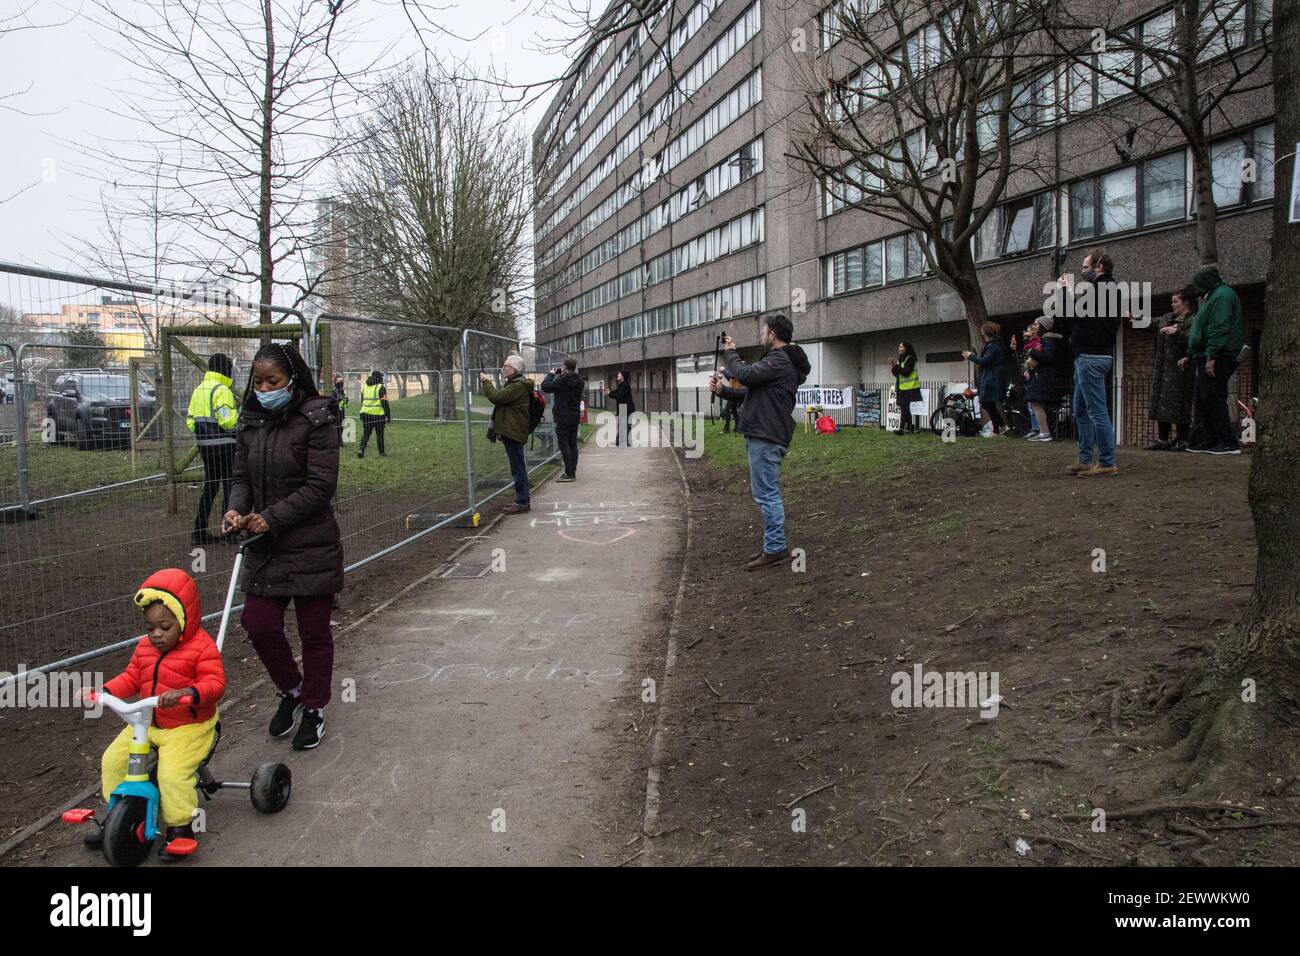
left=650, top=437, right=1300, bottom=866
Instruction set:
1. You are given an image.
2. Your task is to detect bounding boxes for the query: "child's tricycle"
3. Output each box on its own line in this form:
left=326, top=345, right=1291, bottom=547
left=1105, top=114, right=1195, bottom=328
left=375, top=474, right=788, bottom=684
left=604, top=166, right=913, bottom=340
left=63, top=534, right=292, bottom=866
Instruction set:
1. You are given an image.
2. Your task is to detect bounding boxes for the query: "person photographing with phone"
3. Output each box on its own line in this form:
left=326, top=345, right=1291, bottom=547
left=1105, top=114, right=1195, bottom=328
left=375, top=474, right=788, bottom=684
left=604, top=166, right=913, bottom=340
left=542, top=357, right=584, bottom=481
left=709, top=312, right=811, bottom=571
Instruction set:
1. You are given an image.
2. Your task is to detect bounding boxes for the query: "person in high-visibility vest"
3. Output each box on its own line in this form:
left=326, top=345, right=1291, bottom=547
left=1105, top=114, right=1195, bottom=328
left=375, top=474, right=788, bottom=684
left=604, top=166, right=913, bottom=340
left=356, top=370, right=389, bottom=458
left=186, top=353, right=239, bottom=544
left=889, top=341, right=922, bottom=434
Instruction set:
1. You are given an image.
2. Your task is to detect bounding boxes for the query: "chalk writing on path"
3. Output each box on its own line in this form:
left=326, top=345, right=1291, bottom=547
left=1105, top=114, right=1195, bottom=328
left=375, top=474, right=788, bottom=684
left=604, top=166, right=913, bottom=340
left=369, top=657, right=626, bottom=687
left=558, top=527, right=635, bottom=546
left=529, top=500, right=680, bottom=531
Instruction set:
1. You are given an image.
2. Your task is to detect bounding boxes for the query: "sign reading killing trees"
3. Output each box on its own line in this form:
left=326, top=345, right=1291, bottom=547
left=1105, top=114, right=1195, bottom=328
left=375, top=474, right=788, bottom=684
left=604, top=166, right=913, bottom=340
left=855, top=387, right=882, bottom=427
left=796, top=386, right=853, bottom=409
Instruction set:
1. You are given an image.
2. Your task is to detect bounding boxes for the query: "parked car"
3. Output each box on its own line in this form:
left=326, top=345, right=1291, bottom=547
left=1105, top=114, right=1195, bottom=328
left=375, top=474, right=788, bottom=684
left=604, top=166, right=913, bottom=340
left=45, top=371, right=157, bottom=450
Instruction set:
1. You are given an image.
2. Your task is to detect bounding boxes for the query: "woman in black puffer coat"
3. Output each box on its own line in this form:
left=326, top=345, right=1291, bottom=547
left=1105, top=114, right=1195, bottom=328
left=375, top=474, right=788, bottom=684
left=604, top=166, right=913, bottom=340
left=223, top=342, right=342, bottom=751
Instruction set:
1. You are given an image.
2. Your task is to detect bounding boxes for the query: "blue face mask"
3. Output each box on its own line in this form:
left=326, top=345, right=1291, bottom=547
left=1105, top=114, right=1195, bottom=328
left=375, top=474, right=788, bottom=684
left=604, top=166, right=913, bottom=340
left=255, top=382, right=293, bottom=411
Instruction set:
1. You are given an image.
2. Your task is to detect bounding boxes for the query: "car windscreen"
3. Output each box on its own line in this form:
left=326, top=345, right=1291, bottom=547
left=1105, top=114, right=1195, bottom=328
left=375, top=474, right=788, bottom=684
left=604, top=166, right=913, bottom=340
left=78, top=375, right=131, bottom=400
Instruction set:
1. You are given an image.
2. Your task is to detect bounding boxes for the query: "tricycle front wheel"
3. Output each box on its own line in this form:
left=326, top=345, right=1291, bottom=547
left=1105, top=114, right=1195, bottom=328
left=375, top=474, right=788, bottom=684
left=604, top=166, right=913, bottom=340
left=102, top=796, right=153, bottom=867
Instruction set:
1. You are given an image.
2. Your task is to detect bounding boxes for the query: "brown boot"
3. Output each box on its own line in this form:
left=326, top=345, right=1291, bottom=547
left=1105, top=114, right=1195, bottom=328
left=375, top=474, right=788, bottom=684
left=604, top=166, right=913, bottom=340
left=503, top=503, right=530, bottom=514
left=746, top=549, right=791, bottom=571
left=1077, top=464, right=1119, bottom=478
left=1066, top=461, right=1093, bottom=475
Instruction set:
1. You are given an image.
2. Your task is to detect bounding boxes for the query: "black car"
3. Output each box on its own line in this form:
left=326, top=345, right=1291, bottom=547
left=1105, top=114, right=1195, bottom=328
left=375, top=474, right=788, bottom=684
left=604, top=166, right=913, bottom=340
left=45, top=371, right=157, bottom=450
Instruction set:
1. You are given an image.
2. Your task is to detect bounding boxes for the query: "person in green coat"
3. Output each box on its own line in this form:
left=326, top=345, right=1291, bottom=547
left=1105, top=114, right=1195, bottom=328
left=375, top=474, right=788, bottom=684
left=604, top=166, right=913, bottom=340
left=480, top=354, right=533, bottom=513
left=1178, top=266, right=1244, bottom=455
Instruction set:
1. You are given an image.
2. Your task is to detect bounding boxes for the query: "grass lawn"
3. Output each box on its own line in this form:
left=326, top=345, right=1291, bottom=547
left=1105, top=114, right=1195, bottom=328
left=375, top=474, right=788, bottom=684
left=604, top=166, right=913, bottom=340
left=698, top=418, right=988, bottom=484
left=1, top=391, right=582, bottom=504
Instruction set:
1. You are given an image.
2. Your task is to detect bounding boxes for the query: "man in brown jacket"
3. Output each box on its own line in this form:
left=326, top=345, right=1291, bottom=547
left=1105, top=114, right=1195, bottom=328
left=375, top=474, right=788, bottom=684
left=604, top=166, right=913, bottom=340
left=481, top=354, right=533, bottom=514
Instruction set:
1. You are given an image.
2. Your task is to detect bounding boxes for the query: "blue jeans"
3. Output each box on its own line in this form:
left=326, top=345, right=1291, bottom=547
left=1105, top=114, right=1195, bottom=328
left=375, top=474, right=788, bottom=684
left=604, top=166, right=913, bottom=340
left=502, top=437, right=529, bottom=505
left=745, top=437, right=789, bottom=554
left=1073, top=355, right=1116, bottom=467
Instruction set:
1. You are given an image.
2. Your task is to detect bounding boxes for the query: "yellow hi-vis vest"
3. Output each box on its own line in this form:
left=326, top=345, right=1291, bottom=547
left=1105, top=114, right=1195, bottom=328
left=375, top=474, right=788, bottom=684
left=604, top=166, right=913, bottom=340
left=360, top=383, right=383, bottom=416
left=186, top=370, right=238, bottom=445
left=896, top=360, right=920, bottom=391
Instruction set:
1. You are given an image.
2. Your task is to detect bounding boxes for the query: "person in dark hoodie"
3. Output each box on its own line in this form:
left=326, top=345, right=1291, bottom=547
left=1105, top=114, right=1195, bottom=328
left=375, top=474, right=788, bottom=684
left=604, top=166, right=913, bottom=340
left=710, top=312, right=811, bottom=571
left=222, top=342, right=343, bottom=751
left=1179, top=266, right=1244, bottom=455
left=607, top=369, right=635, bottom=446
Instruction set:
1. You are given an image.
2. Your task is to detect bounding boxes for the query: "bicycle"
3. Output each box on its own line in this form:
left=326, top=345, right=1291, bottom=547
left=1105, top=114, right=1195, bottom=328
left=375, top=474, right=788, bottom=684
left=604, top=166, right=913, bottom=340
left=929, top=389, right=981, bottom=437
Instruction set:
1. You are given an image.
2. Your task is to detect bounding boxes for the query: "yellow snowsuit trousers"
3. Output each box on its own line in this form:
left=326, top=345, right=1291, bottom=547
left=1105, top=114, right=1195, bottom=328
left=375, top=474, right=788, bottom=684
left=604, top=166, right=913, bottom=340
left=101, top=713, right=218, bottom=826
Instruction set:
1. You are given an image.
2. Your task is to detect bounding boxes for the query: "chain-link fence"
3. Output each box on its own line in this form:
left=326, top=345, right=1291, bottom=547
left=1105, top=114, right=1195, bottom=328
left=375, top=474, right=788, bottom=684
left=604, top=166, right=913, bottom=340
left=0, top=264, right=567, bottom=684
left=0, top=262, right=308, bottom=679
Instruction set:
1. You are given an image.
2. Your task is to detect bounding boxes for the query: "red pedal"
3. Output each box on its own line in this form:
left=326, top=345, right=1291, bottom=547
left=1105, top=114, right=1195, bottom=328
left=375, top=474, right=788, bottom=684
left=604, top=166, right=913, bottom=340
left=163, top=837, right=198, bottom=856
left=61, top=809, right=96, bottom=824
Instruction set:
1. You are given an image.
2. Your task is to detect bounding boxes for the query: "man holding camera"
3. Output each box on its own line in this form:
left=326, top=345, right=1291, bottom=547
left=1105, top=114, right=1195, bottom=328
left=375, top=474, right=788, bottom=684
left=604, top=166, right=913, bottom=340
left=480, top=355, right=533, bottom=514
left=709, top=312, right=811, bottom=571
left=542, top=357, right=585, bottom=482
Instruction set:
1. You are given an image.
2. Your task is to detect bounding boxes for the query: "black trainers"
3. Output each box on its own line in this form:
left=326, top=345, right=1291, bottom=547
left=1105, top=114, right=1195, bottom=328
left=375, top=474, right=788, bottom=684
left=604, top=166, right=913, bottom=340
left=83, top=824, right=103, bottom=849
left=269, top=692, right=303, bottom=738
left=292, top=707, right=325, bottom=750
left=1206, top=444, right=1242, bottom=455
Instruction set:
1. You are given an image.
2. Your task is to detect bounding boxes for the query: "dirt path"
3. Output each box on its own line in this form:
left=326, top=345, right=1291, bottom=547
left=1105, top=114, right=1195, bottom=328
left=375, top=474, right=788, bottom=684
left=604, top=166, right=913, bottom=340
left=9, top=442, right=683, bottom=866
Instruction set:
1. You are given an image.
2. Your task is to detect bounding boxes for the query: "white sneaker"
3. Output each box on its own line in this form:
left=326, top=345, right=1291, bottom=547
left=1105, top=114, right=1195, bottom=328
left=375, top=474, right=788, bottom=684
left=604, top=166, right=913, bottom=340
left=1029, top=433, right=1053, bottom=442
left=979, top=422, right=994, bottom=437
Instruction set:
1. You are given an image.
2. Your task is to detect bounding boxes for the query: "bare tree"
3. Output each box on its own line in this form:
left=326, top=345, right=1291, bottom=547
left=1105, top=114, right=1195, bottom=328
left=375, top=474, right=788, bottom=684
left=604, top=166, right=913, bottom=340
left=330, top=66, right=532, bottom=406
left=80, top=0, right=382, bottom=318
left=789, top=0, right=1052, bottom=341
left=1038, top=0, right=1273, bottom=266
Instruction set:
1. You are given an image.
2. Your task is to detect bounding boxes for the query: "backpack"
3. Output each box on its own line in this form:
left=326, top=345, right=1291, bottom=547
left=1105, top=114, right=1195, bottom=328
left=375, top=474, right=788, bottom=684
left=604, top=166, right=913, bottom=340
left=528, top=389, right=547, bottom=433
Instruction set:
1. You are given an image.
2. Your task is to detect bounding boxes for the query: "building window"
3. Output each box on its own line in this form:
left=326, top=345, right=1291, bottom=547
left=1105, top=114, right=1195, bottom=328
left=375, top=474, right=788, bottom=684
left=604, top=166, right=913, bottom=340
left=1070, top=150, right=1188, bottom=241
left=1210, top=124, right=1274, bottom=208
left=975, top=191, right=1055, bottom=261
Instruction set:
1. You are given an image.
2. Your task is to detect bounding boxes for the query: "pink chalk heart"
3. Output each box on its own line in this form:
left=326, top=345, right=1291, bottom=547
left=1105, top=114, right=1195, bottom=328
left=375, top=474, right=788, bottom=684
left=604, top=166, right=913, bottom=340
left=557, top=527, right=637, bottom=546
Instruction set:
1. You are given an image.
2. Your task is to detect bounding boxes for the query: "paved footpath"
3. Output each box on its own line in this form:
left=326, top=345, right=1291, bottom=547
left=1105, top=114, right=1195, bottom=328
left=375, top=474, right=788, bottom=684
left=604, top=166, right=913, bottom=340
left=31, top=442, right=684, bottom=866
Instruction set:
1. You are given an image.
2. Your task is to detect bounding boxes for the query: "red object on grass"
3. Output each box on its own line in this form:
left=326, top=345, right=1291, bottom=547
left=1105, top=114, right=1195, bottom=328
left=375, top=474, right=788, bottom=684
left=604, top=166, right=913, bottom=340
left=815, top=415, right=836, bottom=435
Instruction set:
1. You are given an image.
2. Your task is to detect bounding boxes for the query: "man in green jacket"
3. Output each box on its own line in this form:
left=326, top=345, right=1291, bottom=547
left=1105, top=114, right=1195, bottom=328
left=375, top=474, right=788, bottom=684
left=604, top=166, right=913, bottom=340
left=1178, top=266, right=1244, bottom=455
left=480, top=354, right=533, bottom=514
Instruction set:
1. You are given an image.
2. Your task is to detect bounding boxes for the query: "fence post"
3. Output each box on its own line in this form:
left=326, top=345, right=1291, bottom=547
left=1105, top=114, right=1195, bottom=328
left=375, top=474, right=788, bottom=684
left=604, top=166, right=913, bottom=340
left=316, top=318, right=332, bottom=386
left=460, top=330, right=476, bottom=513
left=160, top=328, right=178, bottom=515
left=11, top=344, right=30, bottom=513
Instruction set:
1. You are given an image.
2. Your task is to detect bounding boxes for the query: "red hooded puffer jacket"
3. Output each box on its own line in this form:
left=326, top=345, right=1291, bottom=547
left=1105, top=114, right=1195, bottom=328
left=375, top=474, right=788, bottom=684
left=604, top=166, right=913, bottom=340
left=103, top=568, right=226, bottom=729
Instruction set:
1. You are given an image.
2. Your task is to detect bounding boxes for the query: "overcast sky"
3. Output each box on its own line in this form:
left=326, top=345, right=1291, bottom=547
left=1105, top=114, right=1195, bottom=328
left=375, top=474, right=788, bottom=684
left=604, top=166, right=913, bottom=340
left=2, top=0, right=591, bottom=294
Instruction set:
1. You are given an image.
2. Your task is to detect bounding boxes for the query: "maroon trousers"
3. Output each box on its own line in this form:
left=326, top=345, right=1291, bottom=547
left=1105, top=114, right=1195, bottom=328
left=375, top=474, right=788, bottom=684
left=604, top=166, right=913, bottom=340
left=240, top=593, right=335, bottom=709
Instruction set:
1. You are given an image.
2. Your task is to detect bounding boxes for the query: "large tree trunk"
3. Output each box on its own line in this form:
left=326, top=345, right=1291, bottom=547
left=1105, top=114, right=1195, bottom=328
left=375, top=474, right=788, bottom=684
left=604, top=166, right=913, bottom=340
left=1174, top=0, right=1300, bottom=792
